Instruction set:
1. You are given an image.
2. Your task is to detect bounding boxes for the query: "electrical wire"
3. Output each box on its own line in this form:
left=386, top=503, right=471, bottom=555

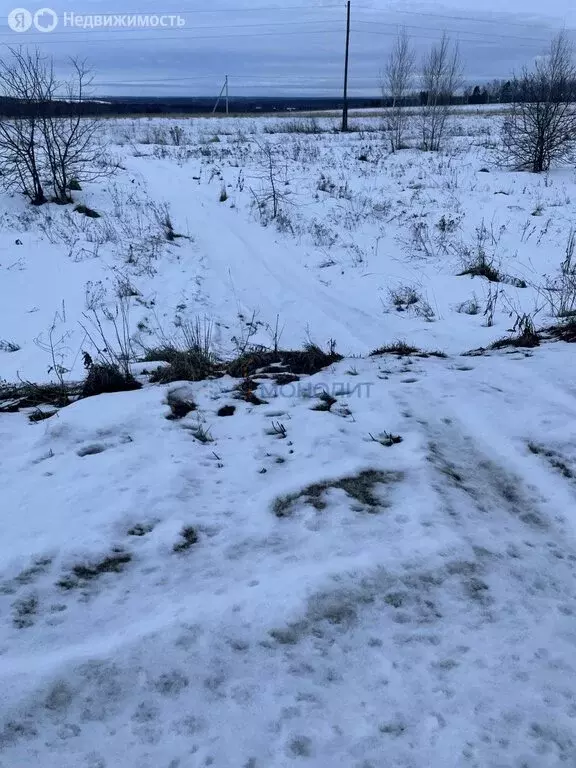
left=0, top=28, right=345, bottom=45
left=354, top=19, right=559, bottom=45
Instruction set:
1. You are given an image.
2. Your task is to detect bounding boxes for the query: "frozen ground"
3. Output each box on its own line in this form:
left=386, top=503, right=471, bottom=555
left=2, top=110, right=576, bottom=767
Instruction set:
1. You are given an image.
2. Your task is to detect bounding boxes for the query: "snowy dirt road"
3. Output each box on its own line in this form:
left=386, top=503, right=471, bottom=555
left=2, top=344, right=576, bottom=768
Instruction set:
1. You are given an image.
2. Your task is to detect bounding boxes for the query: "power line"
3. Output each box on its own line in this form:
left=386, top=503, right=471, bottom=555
left=0, top=28, right=344, bottom=45
left=354, top=19, right=559, bottom=45
left=0, top=27, right=556, bottom=53
left=351, top=27, right=559, bottom=50
left=92, top=74, right=352, bottom=84
left=1, top=17, right=563, bottom=47
left=354, top=4, right=575, bottom=32
left=1, top=19, right=343, bottom=38
left=0, top=3, right=568, bottom=30
left=0, top=4, right=343, bottom=21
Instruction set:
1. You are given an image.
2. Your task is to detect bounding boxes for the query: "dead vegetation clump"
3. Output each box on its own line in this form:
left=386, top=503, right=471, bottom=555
left=82, top=362, right=141, bottom=398
left=369, top=431, right=403, bottom=447
left=1, top=339, right=337, bottom=413
left=234, top=377, right=268, bottom=405
left=465, top=314, right=543, bottom=355
left=388, top=284, right=436, bottom=321
left=453, top=222, right=527, bottom=288
left=143, top=317, right=218, bottom=384
left=166, top=388, right=197, bottom=420
left=0, top=339, right=20, bottom=352
left=527, top=442, right=574, bottom=479
left=311, top=391, right=337, bottom=412
left=542, top=317, right=576, bottom=343
left=458, top=258, right=502, bottom=283
left=74, top=204, right=101, bottom=219
left=490, top=314, right=540, bottom=350
left=127, top=522, right=155, bottom=537
left=227, top=343, right=342, bottom=378
left=12, top=594, right=39, bottom=629
left=457, top=257, right=527, bottom=288
left=173, top=526, right=199, bottom=553
left=28, top=408, right=58, bottom=423
left=57, top=549, right=132, bottom=590
left=272, top=469, right=403, bottom=517
left=0, top=362, right=140, bottom=413
left=370, top=341, right=447, bottom=358
left=0, top=379, right=79, bottom=413
left=147, top=347, right=217, bottom=384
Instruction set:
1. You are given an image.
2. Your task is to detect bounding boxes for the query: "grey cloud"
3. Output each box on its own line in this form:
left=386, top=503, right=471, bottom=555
left=0, top=0, right=572, bottom=95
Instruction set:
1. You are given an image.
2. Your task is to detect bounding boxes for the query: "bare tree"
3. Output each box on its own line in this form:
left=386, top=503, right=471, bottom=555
left=41, top=58, right=108, bottom=203
left=0, top=47, right=55, bottom=204
left=500, top=32, right=576, bottom=173
left=382, top=28, right=415, bottom=152
left=0, top=48, right=112, bottom=205
left=418, top=33, right=463, bottom=152
left=250, top=140, right=293, bottom=224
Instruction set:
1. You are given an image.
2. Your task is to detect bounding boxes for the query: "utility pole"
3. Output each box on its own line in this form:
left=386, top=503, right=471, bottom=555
left=212, top=76, right=230, bottom=115
left=341, top=0, right=351, bottom=132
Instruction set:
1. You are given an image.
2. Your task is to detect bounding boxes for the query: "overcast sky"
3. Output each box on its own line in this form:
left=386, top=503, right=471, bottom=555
left=0, top=0, right=574, bottom=96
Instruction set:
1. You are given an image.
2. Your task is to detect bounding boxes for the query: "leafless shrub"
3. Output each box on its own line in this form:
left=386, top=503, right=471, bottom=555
left=388, top=284, right=421, bottom=309
left=388, top=283, right=435, bottom=321
left=151, top=201, right=181, bottom=241
left=436, top=214, right=460, bottom=234
left=0, top=47, right=53, bottom=204
left=250, top=140, right=294, bottom=223
left=456, top=296, right=480, bottom=315
left=400, top=220, right=438, bottom=259
left=0, top=49, right=114, bottom=204
left=42, top=58, right=114, bottom=203
left=483, top=283, right=500, bottom=327
left=499, top=33, right=576, bottom=173
left=169, top=125, right=186, bottom=145
left=80, top=283, right=134, bottom=378
left=452, top=221, right=526, bottom=287
left=309, top=219, right=338, bottom=247
left=382, top=28, right=415, bottom=151
left=316, top=173, right=352, bottom=200
left=413, top=298, right=436, bottom=322
left=140, top=125, right=169, bottom=145
left=231, top=310, right=260, bottom=356
left=539, top=227, right=576, bottom=317
left=419, top=33, right=463, bottom=152
left=33, top=303, right=76, bottom=402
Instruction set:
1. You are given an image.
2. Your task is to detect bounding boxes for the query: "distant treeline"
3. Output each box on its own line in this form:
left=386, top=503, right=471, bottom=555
left=0, top=96, right=386, bottom=118
left=0, top=79, right=563, bottom=118
left=385, top=79, right=574, bottom=108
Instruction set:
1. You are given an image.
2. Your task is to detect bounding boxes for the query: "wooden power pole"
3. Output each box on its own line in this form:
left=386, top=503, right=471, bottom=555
left=212, top=75, right=230, bottom=115
left=341, top=0, right=351, bottom=132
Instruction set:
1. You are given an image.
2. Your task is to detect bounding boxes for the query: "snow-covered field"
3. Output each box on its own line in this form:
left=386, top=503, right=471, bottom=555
left=2, top=110, right=576, bottom=767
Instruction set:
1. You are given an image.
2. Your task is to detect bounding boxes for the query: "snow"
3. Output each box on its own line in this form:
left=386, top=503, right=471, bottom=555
left=2, top=109, right=576, bottom=767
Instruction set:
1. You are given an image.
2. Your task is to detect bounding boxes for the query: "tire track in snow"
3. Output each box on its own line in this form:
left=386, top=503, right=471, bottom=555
left=393, top=378, right=576, bottom=539
left=159, top=169, right=383, bottom=353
